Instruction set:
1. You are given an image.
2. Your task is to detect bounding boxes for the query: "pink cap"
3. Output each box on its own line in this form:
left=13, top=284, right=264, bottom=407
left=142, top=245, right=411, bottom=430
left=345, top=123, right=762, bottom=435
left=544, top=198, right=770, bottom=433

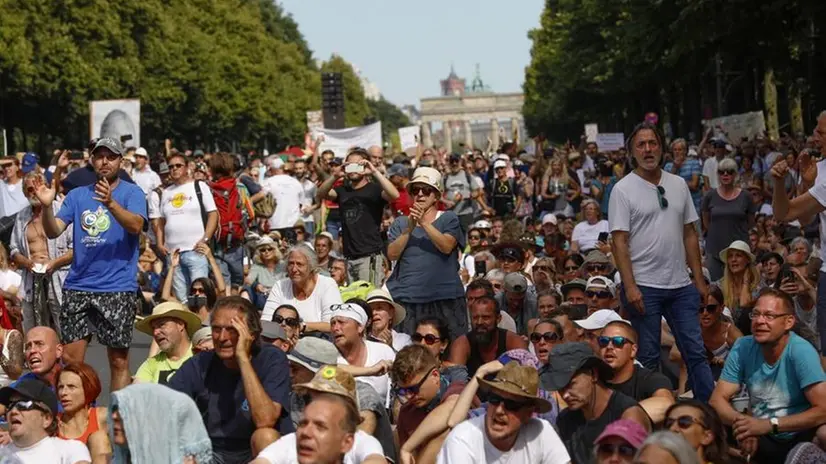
left=595, top=419, right=648, bottom=448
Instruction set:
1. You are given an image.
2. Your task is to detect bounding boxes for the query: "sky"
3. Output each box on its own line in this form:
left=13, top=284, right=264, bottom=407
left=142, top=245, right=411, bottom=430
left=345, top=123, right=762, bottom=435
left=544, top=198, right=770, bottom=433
left=279, top=0, right=545, bottom=108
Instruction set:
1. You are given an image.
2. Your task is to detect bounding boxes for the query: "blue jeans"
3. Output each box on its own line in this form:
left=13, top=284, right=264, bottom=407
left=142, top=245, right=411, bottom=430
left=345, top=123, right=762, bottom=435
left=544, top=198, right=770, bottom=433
left=170, top=251, right=210, bottom=302
left=214, top=244, right=245, bottom=287
left=621, top=283, right=714, bottom=401
left=326, top=219, right=341, bottom=240
left=303, top=221, right=315, bottom=239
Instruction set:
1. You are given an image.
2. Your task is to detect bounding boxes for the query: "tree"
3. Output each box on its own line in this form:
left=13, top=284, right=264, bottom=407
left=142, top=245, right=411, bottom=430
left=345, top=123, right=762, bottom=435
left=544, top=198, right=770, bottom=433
left=367, top=96, right=411, bottom=150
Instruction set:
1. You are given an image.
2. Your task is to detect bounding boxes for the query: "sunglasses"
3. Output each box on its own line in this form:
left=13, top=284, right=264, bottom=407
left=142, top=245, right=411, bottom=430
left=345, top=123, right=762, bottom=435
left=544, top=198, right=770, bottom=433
left=260, top=247, right=275, bottom=253
left=656, top=185, right=669, bottom=209
left=597, top=335, right=634, bottom=349
left=718, top=169, right=736, bottom=176
left=92, top=153, right=121, bottom=162
left=469, top=235, right=481, bottom=240
left=168, top=163, right=186, bottom=170
left=190, top=287, right=205, bottom=295
left=564, top=265, right=579, bottom=272
left=409, top=185, right=436, bottom=196
left=412, top=333, right=441, bottom=345
left=8, top=400, right=48, bottom=414
left=698, top=304, right=719, bottom=314
left=530, top=331, right=561, bottom=343
left=596, top=443, right=636, bottom=457
left=394, top=367, right=437, bottom=402
left=586, top=264, right=608, bottom=272
left=487, top=393, right=531, bottom=412
left=585, top=290, right=612, bottom=299
left=273, top=314, right=300, bottom=328
left=665, top=415, right=706, bottom=430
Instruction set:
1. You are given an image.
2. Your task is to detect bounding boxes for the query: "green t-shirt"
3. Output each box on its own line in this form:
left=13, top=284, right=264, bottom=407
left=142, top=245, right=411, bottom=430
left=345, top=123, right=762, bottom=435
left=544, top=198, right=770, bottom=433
left=135, top=345, right=193, bottom=385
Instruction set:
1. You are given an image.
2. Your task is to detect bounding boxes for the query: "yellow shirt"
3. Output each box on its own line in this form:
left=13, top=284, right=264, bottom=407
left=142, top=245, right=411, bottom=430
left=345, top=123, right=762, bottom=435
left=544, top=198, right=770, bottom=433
left=135, top=344, right=193, bottom=385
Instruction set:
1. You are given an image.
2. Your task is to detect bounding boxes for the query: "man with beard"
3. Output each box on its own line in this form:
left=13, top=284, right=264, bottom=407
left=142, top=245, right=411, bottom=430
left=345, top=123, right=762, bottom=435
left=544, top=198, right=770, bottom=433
left=543, top=342, right=649, bottom=464
left=134, top=302, right=201, bottom=385
left=34, top=137, right=146, bottom=392
left=317, top=148, right=399, bottom=287
left=494, top=273, right=537, bottom=335
left=600, top=321, right=674, bottom=424
left=11, top=172, right=73, bottom=333
left=293, top=159, right=318, bottom=238
left=448, top=297, right=526, bottom=378
left=438, top=361, right=570, bottom=464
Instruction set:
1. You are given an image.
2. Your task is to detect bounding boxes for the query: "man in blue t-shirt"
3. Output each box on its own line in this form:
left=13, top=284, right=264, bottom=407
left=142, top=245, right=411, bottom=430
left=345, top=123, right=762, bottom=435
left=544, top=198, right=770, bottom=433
left=169, top=296, right=293, bottom=464
left=34, top=137, right=147, bottom=392
left=710, top=288, right=826, bottom=463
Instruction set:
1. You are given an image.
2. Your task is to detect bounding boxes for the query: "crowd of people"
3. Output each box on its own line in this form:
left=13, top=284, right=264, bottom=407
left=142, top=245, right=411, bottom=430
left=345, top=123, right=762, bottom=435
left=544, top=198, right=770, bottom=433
left=0, top=112, right=823, bottom=464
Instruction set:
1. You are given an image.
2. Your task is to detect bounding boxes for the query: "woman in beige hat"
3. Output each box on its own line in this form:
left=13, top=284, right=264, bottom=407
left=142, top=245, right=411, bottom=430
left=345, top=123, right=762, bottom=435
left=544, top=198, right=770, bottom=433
left=716, top=240, right=761, bottom=319
left=366, top=289, right=410, bottom=352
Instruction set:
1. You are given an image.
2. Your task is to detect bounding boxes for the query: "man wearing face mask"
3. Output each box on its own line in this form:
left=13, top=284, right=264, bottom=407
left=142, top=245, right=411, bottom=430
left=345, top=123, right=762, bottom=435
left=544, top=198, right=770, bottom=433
left=10, top=172, right=73, bottom=333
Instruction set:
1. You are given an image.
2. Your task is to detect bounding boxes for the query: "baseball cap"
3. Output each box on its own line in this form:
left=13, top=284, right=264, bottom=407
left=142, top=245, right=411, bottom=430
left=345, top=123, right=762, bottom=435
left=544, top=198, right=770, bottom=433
left=0, top=379, right=59, bottom=415
left=287, top=338, right=338, bottom=373
left=586, top=276, right=616, bottom=297
left=503, top=272, right=528, bottom=293
left=135, top=147, right=149, bottom=158
left=448, top=153, right=462, bottom=162
left=386, top=164, right=408, bottom=178
left=191, top=327, right=212, bottom=346
left=573, top=309, right=627, bottom=331
left=560, top=278, right=587, bottom=296
left=583, top=250, right=611, bottom=266
left=158, top=162, right=170, bottom=175
left=90, top=137, right=124, bottom=156
left=471, top=220, right=492, bottom=231
left=595, top=419, right=649, bottom=448
left=542, top=342, right=612, bottom=391
left=261, top=321, right=289, bottom=341
left=541, top=214, right=558, bottom=226
left=493, top=160, right=507, bottom=169
left=21, top=153, right=38, bottom=174
left=193, top=149, right=205, bottom=158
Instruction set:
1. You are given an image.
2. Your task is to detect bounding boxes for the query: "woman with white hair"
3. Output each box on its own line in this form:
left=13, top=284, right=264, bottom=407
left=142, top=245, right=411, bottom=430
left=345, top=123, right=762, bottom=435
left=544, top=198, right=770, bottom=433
left=701, top=157, right=757, bottom=281
left=633, top=431, right=701, bottom=464
left=261, top=244, right=342, bottom=334
left=571, top=198, right=609, bottom=253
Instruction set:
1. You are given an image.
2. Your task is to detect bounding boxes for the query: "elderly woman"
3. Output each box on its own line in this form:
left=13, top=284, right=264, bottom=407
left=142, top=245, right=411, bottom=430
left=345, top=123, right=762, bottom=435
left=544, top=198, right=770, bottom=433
left=57, top=363, right=109, bottom=453
left=664, top=138, right=702, bottom=214
left=701, top=157, right=757, bottom=281
left=634, top=431, right=701, bottom=464
left=664, top=400, right=728, bottom=464
left=262, top=244, right=342, bottom=334
left=366, top=289, right=410, bottom=351
left=571, top=199, right=610, bottom=254
left=387, top=167, right=466, bottom=338
left=246, top=236, right=285, bottom=309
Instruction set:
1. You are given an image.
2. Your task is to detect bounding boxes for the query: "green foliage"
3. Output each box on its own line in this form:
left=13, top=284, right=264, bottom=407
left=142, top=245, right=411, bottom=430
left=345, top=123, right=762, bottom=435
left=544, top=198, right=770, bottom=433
left=367, top=96, right=411, bottom=148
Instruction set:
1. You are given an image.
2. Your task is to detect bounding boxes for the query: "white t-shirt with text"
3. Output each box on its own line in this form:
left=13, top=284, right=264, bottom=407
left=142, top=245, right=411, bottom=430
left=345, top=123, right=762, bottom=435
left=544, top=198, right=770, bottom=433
left=438, top=415, right=570, bottom=464
left=256, top=430, right=383, bottom=464
left=151, top=181, right=217, bottom=251
left=6, top=436, right=90, bottom=464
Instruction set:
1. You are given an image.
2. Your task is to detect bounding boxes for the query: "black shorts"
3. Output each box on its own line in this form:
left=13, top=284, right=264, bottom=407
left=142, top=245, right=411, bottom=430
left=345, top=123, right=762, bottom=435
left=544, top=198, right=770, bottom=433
left=60, top=290, right=137, bottom=348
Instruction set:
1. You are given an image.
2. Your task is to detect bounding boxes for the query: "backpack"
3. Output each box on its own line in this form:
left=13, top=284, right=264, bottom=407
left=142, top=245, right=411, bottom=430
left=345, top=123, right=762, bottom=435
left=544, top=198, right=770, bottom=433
left=338, top=280, right=375, bottom=302
left=254, top=191, right=276, bottom=219
left=208, top=177, right=249, bottom=247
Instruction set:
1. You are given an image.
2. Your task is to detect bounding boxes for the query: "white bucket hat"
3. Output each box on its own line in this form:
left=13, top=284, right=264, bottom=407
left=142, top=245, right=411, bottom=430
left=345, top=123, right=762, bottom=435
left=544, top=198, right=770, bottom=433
left=719, top=240, right=755, bottom=264
left=365, top=289, right=406, bottom=327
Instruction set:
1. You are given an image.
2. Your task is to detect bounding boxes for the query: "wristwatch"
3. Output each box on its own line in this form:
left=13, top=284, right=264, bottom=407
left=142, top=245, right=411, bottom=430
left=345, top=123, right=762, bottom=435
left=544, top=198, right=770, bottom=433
left=770, top=417, right=779, bottom=434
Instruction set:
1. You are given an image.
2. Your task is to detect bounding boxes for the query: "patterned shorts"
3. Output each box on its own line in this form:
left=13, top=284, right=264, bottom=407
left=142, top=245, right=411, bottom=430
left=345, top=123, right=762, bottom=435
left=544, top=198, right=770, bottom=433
left=60, top=290, right=137, bottom=348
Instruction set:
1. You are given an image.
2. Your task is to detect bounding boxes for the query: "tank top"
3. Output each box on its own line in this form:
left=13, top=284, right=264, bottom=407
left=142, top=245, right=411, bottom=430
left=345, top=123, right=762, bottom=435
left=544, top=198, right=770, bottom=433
left=466, top=328, right=508, bottom=378
left=58, top=407, right=100, bottom=444
left=0, top=330, right=13, bottom=388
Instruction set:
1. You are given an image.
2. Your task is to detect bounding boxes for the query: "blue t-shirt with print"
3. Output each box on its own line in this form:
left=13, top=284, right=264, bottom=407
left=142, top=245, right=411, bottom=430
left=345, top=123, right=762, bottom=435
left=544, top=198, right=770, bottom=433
left=56, top=180, right=147, bottom=292
left=720, top=332, right=826, bottom=440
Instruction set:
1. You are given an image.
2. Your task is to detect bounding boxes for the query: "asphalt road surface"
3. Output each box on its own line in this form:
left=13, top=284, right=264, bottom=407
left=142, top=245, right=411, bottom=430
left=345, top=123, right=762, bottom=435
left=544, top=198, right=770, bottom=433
left=82, top=328, right=152, bottom=405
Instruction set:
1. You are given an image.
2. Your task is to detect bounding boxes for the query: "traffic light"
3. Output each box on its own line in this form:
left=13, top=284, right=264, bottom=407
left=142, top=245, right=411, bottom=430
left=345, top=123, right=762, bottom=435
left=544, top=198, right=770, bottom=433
left=321, top=72, right=345, bottom=129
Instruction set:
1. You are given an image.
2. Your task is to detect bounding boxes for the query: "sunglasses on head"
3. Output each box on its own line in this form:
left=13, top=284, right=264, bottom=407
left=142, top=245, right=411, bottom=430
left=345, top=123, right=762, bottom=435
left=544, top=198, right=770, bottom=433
left=412, top=333, right=441, bottom=345
left=596, top=443, right=636, bottom=458
left=530, top=331, right=561, bottom=343
left=9, top=400, right=48, bottom=414
left=597, top=335, right=634, bottom=349
left=394, top=367, right=437, bottom=402
left=585, top=290, right=612, bottom=299
left=487, top=393, right=531, bottom=412
left=718, top=169, right=736, bottom=176
left=665, top=415, right=706, bottom=430
left=699, top=304, right=719, bottom=314
left=273, top=314, right=300, bottom=328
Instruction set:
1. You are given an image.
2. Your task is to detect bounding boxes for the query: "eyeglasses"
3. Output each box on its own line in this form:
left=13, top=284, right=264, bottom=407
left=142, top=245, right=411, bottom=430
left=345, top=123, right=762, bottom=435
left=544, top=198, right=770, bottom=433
left=273, top=314, right=300, bottom=328
left=168, top=163, right=186, bottom=170
left=409, top=185, right=436, bottom=196
left=585, top=290, right=612, bottom=299
left=487, top=393, right=531, bottom=412
left=656, top=185, right=669, bottom=209
left=597, top=335, right=634, bottom=349
left=394, top=367, right=437, bottom=402
left=699, top=304, right=719, bottom=314
left=92, top=153, right=121, bottom=162
left=412, top=333, right=441, bottom=345
left=8, top=400, right=48, bottom=414
left=749, top=310, right=793, bottom=321
left=718, top=169, right=736, bottom=176
left=665, top=415, right=706, bottom=430
left=530, top=331, right=561, bottom=343
left=596, top=443, right=636, bottom=458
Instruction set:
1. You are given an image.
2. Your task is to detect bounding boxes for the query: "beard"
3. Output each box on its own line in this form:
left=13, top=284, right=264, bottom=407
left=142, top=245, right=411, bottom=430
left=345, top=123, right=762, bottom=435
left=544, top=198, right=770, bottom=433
left=474, top=327, right=495, bottom=345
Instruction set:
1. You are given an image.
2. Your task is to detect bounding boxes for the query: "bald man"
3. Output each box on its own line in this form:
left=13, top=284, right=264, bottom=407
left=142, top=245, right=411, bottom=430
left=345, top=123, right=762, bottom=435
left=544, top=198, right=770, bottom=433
left=368, top=146, right=386, bottom=174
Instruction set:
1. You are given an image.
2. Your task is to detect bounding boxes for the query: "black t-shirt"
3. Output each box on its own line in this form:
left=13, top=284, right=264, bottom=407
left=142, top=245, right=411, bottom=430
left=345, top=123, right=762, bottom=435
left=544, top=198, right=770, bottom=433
left=608, top=365, right=674, bottom=401
left=490, top=178, right=515, bottom=217
left=334, top=182, right=386, bottom=258
left=557, top=390, right=639, bottom=464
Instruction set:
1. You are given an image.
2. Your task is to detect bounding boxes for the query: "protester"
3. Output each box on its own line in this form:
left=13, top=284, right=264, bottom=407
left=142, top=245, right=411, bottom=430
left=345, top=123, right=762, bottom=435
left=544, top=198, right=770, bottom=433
left=664, top=399, right=728, bottom=464
left=134, top=301, right=200, bottom=384
left=0, top=158, right=30, bottom=247
left=633, top=431, right=701, bottom=464
left=593, top=419, right=648, bottom=464
left=529, top=318, right=564, bottom=365
left=571, top=199, right=609, bottom=253
left=169, top=296, right=293, bottom=463
left=207, top=153, right=248, bottom=289
left=365, top=289, right=410, bottom=352
left=247, top=236, right=285, bottom=309
left=387, top=167, right=467, bottom=337
left=262, top=157, right=303, bottom=237
left=108, top=383, right=212, bottom=464
left=35, top=137, right=147, bottom=392
left=608, top=122, right=713, bottom=402
left=495, top=272, right=537, bottom=335
left=56, top=363, right=109, bottom=460
left=15, top=326, right=62, bottom=392
left=261, top=321, right=291, bottom=352
left=130, top=147, right=161, bottom=196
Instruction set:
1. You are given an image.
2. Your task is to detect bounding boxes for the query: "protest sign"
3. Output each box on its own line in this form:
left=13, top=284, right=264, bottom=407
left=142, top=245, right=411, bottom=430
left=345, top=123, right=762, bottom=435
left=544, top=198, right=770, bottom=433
left=702, top=111, right=766, bottom=143
left=585, top=123, right=599, bottom=143
left=398, top=126, right=420, bottom=150
left=314, top=122, right=382, bottom=158
left=596, top=133, right=625, bottom=151
left=306, top=110, right=323, bottom=132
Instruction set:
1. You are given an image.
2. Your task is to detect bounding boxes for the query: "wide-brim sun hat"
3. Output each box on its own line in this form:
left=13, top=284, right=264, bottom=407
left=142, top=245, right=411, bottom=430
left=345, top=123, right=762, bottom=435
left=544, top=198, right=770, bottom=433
left=365, top=289, right=406, bottom=327
left=136, top=302, right=202, bottom=338
left=719, top=240, right=755, bottom=264
left=478, top=361, right=552, bottom=413
left=408, top=167, right=443, bottom=193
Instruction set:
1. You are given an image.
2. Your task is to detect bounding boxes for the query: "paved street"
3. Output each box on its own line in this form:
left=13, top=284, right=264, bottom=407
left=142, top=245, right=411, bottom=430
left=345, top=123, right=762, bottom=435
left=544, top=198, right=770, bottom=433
left=83, top=329, right=152, bottom=405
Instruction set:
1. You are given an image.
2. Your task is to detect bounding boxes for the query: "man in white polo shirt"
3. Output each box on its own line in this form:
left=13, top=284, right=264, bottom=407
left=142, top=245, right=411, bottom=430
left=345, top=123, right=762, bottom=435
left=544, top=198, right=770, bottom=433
left=131, top=147, right=161, bottom=196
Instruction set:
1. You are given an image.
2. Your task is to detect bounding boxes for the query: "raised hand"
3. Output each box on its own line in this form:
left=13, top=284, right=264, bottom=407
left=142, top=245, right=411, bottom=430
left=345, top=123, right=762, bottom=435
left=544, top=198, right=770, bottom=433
left=799, top=150, right=817, bottom=186
left=93, top=178, right=113, bottom=207
left=30, top=176, right=56, bottom=207
left=770, top=160, right=789, bottom=180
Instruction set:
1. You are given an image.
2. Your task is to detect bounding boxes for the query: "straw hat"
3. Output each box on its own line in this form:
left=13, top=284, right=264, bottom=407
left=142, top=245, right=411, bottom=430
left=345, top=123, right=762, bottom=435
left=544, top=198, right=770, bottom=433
left=365, top=289, right=406, bottom=327
left=478, top=361, right=552, bottom=413
left=136, top=302, right=202, bottom=338
left=719, top=240, right=755, bottom=264
left=294, top=365, right=357, bottom=409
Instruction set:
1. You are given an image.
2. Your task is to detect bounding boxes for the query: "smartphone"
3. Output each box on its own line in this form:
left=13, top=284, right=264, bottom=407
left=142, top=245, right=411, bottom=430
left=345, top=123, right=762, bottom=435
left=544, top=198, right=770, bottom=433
left=598, top=232, right=609, bottom=243
left=776, top=265, right=796, bottom=288
left=344, top=163, right=364, bottom=174
left=120, top=134, right=133, bottom=143
left=474, top=260, right=487, bottom=276
left=70, top=150, right=84, bottom=161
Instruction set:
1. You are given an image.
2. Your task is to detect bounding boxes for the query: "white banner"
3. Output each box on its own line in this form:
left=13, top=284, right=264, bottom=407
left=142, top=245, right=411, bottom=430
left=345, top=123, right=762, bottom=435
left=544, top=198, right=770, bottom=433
left=306, top=110, right=323, bottom=132
left=398, top=125, right=420, bottom=150
left=702, top=111, right=766, bottom=143
left=89, top=99, right=140, bottom=148
left=585, top=123, right=599, bottom=143
left=596, top=133, right=625, bottom=152
left=313, top=122, right=382, bottom=158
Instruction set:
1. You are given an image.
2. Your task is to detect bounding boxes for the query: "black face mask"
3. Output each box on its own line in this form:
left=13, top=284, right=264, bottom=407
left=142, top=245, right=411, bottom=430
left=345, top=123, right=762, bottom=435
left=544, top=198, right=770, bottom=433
left=188, top=295, right=208, bottom=309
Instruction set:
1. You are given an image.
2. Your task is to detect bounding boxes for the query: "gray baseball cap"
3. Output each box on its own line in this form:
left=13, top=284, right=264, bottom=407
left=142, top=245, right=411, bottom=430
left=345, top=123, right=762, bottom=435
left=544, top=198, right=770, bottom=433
left=261, top=321, right=288, bottom=341
left=287, top=337, right=338, bottom=373
left=386, top=163, right=408, bottom=178
left=90, top=137, right=124, bottom=156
